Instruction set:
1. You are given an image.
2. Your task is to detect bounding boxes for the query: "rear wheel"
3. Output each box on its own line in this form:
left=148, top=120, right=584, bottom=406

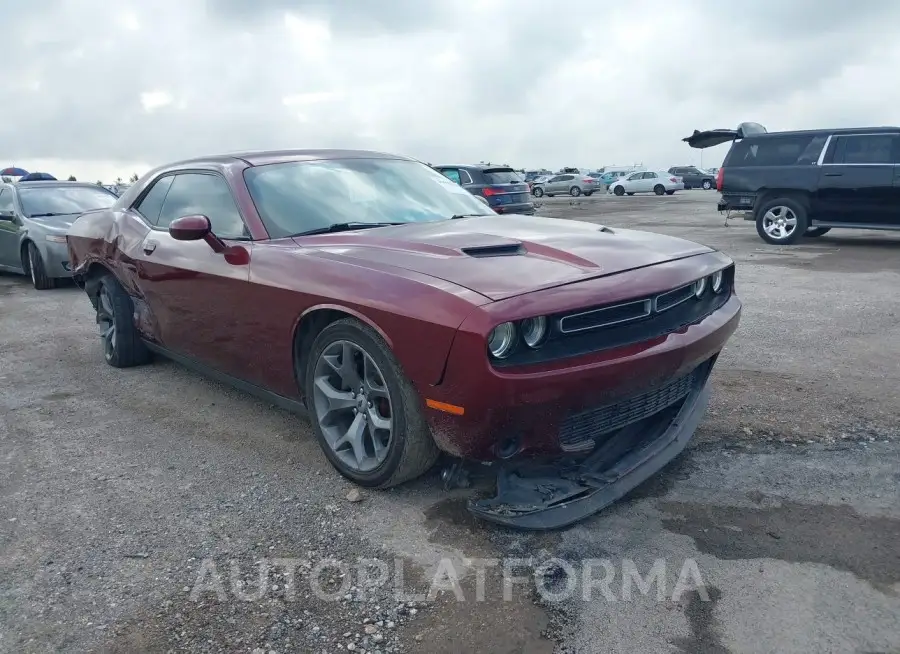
left=532, top=186, right=544, bottom=197
left=569, top=186, right=581, bottom=197
left=304, top=318, right=440, bottom=488
left=26, top=242, right=53, bottom=290
left=702, top=179, right=713, bottom=190
left=653, top=184, right=665, bottom=195
left=613, top=186, right=625, bottom=196
left=95, top=274, right=152, bottom=367
left=805, top=227, right=831, bottom=238
left=755, top=197, right=808, bottom=245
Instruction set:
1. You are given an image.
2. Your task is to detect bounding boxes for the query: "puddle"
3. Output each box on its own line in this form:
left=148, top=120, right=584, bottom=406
left=671, top=586, right=730, bottom=654
left=661, top=500, right=900, bottom=588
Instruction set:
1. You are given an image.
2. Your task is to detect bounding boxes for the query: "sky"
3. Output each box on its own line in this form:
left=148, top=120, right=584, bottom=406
left=4, top=0, right=900, bottom=183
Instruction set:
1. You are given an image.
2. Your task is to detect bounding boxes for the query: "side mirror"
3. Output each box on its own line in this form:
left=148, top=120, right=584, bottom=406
left=169, top=214, right=211, bottom=241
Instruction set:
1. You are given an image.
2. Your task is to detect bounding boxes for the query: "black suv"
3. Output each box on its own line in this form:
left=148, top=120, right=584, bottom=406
left=667, top=166, right=715, bottom=190
left=433, top=165, right=535, bottom=215
left=684, top=122, right=900, bottom=244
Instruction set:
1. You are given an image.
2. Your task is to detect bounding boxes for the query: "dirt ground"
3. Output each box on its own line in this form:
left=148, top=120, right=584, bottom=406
left=1, top=191, right=898, bottom=653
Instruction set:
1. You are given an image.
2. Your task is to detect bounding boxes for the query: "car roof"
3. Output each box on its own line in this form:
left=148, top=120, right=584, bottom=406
left=433, top=164, right=514, bottom=170
left=165, top=149, right=413, bottom=169
left=750, top=126, right=900, bottom=139
left=11, top=181, right=112, bottom=190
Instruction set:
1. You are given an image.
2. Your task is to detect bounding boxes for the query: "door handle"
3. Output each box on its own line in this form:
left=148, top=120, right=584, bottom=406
left=143, top=240, right=158, bottom=255
left=824, top=172, right=843, bottom=177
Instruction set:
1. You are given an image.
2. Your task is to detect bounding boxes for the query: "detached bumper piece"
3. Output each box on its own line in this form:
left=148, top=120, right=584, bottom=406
left=468, top=363, right=713, bottom=530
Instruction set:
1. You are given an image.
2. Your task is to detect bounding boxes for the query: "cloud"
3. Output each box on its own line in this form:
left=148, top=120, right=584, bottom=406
left=1, top=0, right=898, bottom=181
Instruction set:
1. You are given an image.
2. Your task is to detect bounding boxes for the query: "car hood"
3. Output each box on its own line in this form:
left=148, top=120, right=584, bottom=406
left=28, top=213, right=80, bottom=230
left=293, top=215, right=713, bottom=301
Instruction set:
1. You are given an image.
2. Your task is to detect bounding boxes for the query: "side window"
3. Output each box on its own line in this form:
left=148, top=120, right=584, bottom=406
left=0, top=189, right=15, bottom=214
left=562, top=175, right=575, bottom=181
left=441, top=169, right=461, bottom=184
left=134, top=176, right=174, bottom=224
left=796, top=134, right=828, bottom=165
left=838, top=134, right=895, bottom=165
left=157, top=173, right=247, bottom=239
left=548, top=175, right=562, bottom=183
left=459, top=169, right=473, bottom=184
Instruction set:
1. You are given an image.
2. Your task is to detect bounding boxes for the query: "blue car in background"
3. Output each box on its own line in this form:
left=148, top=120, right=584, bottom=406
left=433, top=164, right=535, bottom=215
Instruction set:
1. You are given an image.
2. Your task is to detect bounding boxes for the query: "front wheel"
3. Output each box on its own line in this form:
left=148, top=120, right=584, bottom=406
left=532, top=186, right=544, bottom=197
left=305, top=318, right=440, bottom=488
left=613, top=186, right=625, bottom=196
left=569, top=186, right=581, bottom=197
left=805, top=227, right=831, bottom=237
left=702, top=180, right=713, bottom=190
left=653, top=184, right=665, bottom=195
left=755, top=198, right=808, bottom=245
left=26, top=242, right=53, bottom=290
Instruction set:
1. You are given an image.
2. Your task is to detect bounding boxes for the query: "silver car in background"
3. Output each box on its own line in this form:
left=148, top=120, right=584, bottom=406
left=607, top=171, right=684, bottom=196
left=531, top=172, right=602, bottom=197
left=0, top=181, right=118, bottom=289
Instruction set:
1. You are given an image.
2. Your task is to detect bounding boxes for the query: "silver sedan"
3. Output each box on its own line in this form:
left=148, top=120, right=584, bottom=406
left=607, top=171, right=685, bottom=196
left=0, top=181, right=118, bottom=289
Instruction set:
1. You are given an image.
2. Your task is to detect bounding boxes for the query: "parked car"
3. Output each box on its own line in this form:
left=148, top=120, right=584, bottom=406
left=607, top=171, right=684, bottom=196
left=684, top=122, right=900, bottom=244
left=66, top=149, right=741, bottom=529
left=0, top=180, right=118, bottom=289
left=598, top=171, right=626, bottom=186
left=524, top=169, right=552, bottom=183
left=433, top=164, right=534, bottom=215
left=668, top=166, right=716, bottom=190
left=531, top=173, right=602, bottom=197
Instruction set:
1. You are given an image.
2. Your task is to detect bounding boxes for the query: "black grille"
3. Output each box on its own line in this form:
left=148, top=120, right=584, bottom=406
left=558, top=366, right=702, bottom=452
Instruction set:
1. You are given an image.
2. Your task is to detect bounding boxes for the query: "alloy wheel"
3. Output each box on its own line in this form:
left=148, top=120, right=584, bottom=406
left=96, top=285, right=117, bottom=362
left=312, top=340, right=393, bottom=473
left=762, top=206, right=797, bottom=241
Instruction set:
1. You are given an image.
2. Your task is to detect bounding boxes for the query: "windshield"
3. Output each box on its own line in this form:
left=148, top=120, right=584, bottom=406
left=19, top=185, right=117, bottom=217
left=243, top=158, right=495, bottom=238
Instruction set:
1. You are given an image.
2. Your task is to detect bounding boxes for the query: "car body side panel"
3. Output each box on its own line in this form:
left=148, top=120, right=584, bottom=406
left=243, top=240, right=489, bottom=398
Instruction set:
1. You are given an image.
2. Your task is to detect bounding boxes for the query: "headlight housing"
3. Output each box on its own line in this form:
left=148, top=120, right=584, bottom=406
left=487, top=322, right=516, bottom=359
left=711, top=270, right=724, bottom=293
left=521, top=316, right=548, bottom=348
left=693, top=277, right=707, bottom=298
left=45, top=234, right=67, bottom=243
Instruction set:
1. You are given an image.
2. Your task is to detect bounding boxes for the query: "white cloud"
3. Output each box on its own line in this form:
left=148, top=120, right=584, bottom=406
left=0, top=0, right=897, bottom=182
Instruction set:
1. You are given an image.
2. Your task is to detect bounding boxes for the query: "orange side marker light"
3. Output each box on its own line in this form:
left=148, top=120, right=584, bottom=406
left=425, top=399, right=465, bottom=415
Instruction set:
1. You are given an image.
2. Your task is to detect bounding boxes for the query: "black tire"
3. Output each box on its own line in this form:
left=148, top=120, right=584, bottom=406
left=569, top=186, right=581, bottom=197
left=626, top=192, right=635, bottom=196
left=653, top=184, right=665, bottom=196
left=584, top=191, right=593, bottom=196
left=547, top=194, right=554, bottom=198
left=26, top=242, right=53, bottom=290
left=303, top=318, right=440, bottom=489
left=665, top=190, right=675, bottom=195
left=613, top=185, right=625, bottom=196
left=702, top=179, right=713, bottom=190
left=95, top=274, right=152, bottom=367
left=532, top=186, right=544, bottom=197
left=755, top=197, right=809, bottom=245
left=805, top=227, right=831, bottom=238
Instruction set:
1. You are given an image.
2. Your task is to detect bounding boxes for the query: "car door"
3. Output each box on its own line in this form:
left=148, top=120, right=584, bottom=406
left=131, top=171, right=254, bottom=377
left=0, top=188, right=22, bottom=270
left=815, top=133, right=898, bottom=225
left=632, top=172, right=653, bottom=192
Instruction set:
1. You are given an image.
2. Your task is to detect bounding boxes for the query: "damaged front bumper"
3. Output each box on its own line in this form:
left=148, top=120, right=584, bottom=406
left=467, top=365, right=712, bottom=530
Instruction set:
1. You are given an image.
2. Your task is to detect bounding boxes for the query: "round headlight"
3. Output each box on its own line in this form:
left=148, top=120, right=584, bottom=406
left=693, top=277, right=707, bottom=298
left=521, top=316, right=548, bottom=348
left=487, top=322, right=516, bottom=359
left=711, top=270, right=724, bottom=293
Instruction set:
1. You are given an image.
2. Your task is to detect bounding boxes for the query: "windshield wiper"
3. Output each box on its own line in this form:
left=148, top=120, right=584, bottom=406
left=292, top=222, right=404, bottom=236
left=450, top=214, right=489, bottom=219
left=29, top=212, right=68, bottom=218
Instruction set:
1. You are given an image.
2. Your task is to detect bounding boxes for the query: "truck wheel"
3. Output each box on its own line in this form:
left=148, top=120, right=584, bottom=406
left=755, top=197, right=808, bottom=245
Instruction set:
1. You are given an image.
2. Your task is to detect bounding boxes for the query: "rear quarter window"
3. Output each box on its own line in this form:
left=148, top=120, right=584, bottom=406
left=725, top=134, right=825, bottom=167
left=481, top=168, right=524, bottom=184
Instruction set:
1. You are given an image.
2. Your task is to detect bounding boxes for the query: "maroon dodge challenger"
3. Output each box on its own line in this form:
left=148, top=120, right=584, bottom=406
left=67, top=150, right=741, bottom=529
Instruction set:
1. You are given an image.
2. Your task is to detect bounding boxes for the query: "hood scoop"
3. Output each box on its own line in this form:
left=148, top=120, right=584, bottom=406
left=461, top=243, right=525, bottom=258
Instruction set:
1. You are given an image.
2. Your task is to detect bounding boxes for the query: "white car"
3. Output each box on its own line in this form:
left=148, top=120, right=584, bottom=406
left=607, top=171, right=684, bottom=196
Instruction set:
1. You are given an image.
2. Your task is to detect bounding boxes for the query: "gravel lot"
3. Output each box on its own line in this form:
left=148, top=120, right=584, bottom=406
left=2, top=191, right=898, bottom=653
